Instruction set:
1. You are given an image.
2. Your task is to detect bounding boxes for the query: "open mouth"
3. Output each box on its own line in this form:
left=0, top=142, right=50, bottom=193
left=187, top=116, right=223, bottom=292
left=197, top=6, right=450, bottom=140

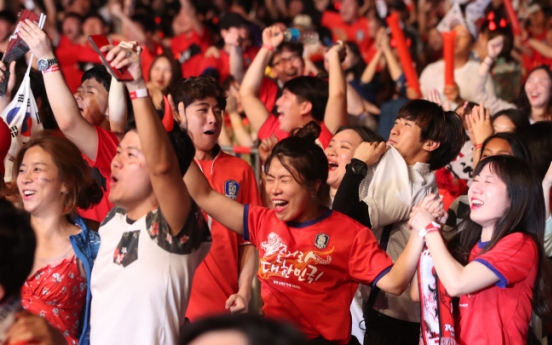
left=470, top=198, right=484, bottom=210
left=272, top=199, right=289, bottom=212
left=204, top=130, right=215, bottom=135
left=328, top=161, right=338, bottom=171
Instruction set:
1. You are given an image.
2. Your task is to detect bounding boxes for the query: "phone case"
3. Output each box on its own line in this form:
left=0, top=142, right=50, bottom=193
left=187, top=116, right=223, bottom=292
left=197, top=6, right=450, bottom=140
left=88, top=35, right=134, bottom=82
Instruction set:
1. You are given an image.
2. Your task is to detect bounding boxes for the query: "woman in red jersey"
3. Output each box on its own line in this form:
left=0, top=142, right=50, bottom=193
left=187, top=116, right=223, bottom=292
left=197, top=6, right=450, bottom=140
left=184, top=121, right=439, bottom=345
left=410, top=155, right=552, bottom=345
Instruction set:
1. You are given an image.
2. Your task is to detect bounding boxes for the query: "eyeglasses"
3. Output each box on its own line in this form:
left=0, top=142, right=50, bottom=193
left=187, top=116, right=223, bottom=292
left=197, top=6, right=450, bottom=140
left=273, top=55, right=301, bottom=66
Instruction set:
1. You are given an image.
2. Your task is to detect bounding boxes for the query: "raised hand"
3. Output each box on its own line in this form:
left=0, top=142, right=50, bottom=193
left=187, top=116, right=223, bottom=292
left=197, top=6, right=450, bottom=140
left=487, top=35, right=504, bottom=60
left=100, top=42, right=143, bottom=90
left=259, top=135, right=279, bottom=164
left=353, top=141, right=389, bottom=166
left=262, top=25, right=285, bottom=49
left=325, top=40, right=346, bottom=62
left=466, top=105, right=493, bottom=146
left=18, top=19, right=55, bottom=59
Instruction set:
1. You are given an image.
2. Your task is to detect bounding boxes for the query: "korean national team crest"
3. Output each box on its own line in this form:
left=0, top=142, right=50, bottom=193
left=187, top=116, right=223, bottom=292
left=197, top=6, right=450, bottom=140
left=314, top=233, right=330, bottom=249
left=356, top=30, right=365, bottom=42
left=224, top=180, right=240, bottom=200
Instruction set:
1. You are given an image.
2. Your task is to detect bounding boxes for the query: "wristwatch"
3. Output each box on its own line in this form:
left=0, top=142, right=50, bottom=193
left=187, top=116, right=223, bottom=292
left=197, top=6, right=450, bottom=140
left=349, top=159, right=368, bottom=177
left=37, top=57, right=58, bottom=72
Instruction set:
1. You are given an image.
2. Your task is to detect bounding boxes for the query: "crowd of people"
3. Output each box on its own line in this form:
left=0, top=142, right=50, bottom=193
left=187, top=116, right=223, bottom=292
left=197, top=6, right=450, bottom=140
left=0, top=0, right=552, bottom=344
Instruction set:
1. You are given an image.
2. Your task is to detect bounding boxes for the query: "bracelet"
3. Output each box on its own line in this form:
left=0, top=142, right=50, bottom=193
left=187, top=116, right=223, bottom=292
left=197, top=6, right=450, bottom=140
left=42, top=65, right=60, bottom=74
left=129, top=89, right=149, bottom=100
left=418, top=221, right=441, bottom=240
left=262, top=44, right=274, bottom=52
left=474, top=143, right=483, bottom=151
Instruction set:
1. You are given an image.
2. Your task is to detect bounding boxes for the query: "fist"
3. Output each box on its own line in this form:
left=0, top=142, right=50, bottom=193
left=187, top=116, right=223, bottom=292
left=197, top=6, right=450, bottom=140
left=353, top=141, right=388, bottom=166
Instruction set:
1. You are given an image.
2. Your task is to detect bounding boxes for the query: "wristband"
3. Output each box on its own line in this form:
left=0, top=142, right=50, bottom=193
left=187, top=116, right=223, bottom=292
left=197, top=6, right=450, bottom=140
left=418, top=221, right=441, bottom=240
left=42, top=65, right=60, bottom=74
left=474, top=143, right=483, bottom=151
left=129, top=89, right=149, bottom=100
left=262, top=44, right=275, bottom=52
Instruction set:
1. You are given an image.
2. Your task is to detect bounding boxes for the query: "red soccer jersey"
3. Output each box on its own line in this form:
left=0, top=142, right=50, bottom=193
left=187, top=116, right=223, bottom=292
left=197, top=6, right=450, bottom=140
left=186, top=150, right=261, bottom=321
left=199, top=46, right=260, bottom=82
left=259, top=77, right=278, bottom=116
left=457, top=233, right=538, bottom=345
left=257, top=114, right=333, bottom=148
left=56, top=36, right=102, bottom=93
left=244, top=205, right=393, bottom=344
left=79, top=126, right=118, bottom=222
left=321, top=11, right=373, bottom=63
left=170, top=30, right=212, bottom=78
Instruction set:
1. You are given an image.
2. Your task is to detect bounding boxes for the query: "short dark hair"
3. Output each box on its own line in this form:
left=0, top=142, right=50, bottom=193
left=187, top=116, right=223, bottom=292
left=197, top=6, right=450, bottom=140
left=219, top=12, right=247, bottom=31
left=0, top=199, right=36, bottom=302
left=265, top=121, right=329, bottom=201
left=270, top=42, right=304, bottom=67
left=283, top=76, right=328, bottom=122
left=81, top=65, right=112, bottom=93
left=83, top=13, right=108, bottom=27
left=124, top=120, right=196, bottom=176
left=0, top=10, right=17, bottom=25
left=171, top=76, right=227, bottom=111
left=397, top=100, right=464, bottom=170
left=180, top=314, right=307, bottom=345
left=130, top=12, right=156, bottom=34
left=64, top=12, right=84, bottom=24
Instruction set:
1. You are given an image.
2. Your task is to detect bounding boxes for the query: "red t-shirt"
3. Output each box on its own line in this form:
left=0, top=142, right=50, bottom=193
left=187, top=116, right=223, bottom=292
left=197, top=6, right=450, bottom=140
left=259, top=77, right=278, bottom=116
left=244, top=206, right=393, bottom=344
left=56, top=36, right=102, bottom=93
left=170, top=30, right=212, bottom=78
left=199, top=46, right=260, bottom=82
left=186, top=150, right=261, bottom=321
left=321, top=11, right=373, bottom=63
left=79, top=126, right=118, bottom=222
left=457, top=233, right=538, bottom=345
left=139, top=42, right=164, bottom=83
left=257, top=115, right=333, bottom=149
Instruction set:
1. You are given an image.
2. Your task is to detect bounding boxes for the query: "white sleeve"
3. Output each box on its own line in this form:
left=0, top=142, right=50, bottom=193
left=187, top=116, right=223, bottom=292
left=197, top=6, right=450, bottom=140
left=362, top=147, right=412, bottom=229
left=544, top=216, right=552, bottom=257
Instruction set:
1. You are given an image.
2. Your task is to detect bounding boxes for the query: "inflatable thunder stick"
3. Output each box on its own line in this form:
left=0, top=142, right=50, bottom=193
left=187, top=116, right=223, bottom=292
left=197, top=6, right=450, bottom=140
left=442, top=31, right=456, bottom=87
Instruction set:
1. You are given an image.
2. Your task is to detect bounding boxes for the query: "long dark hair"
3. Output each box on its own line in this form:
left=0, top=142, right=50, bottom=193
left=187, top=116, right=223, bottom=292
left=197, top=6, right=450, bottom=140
left=451, top=156, right=552, bottom=318
left=491, top=109, right=531, bottom=134
left=516, top=66, right=552, bottom=121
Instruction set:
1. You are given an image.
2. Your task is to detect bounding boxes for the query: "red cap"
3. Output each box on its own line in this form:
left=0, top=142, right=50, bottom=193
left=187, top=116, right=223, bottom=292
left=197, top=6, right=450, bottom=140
left=0, top=119, right=11, bottom=175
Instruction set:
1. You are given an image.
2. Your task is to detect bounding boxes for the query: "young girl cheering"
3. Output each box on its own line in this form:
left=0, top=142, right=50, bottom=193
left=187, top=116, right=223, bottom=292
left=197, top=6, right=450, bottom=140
left=410, top=155, right=552, bottom=344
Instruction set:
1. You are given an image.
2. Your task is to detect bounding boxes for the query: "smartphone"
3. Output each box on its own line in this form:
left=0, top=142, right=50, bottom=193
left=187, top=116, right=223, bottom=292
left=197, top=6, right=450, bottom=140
left=88, top=35, right=134, bottom=82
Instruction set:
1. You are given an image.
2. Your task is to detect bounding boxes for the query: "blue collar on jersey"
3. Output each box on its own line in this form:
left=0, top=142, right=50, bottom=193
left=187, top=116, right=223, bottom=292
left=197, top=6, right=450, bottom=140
left=286, top=208, right=332, bottom=228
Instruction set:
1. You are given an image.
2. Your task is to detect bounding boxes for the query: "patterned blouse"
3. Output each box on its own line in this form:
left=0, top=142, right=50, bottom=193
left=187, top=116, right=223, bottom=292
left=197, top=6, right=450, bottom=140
left=21, top=256, right=87, bottom=345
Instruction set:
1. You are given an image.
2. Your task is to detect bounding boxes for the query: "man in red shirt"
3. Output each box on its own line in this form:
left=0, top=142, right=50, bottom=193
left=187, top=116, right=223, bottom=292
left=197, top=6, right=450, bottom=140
left=170, top=77, right=260, bottom=321
left=321, top=0, right=373, bottom=62
left=199, top=13, right=260, bottom=83
left=239, top=25, right=348, bottom=148
left=170, top=0, right=212, bottom=78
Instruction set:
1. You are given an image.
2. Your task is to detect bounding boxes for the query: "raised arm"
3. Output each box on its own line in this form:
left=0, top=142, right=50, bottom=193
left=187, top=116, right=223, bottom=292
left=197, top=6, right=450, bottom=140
left=239, top=25, right=283, bottom=132
left=107, top=58, right=128, bottom=140
left=184, top=161, right=245, bottom=234
left=18, top=20, right=99, bottom=160
left=360, top=49, right=383, bottom=84
left=475, top=36, right=516, bottom=115
left=378, top=28, right=403, bottom=82
left=324, top=42, right=348, bottom=134
left=104, top=44, right=190, bottom=235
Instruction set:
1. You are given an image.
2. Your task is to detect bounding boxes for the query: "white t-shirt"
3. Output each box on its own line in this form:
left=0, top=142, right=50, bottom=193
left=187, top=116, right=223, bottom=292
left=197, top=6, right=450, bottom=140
left=90, top=203, right=211, bottom=345
left=420, top=59, right=496, bottom=109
